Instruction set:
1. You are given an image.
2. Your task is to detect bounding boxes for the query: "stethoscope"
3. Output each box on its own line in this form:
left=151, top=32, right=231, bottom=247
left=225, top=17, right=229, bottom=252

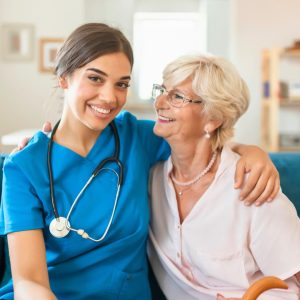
left=48, top=120, right=123, bottom=242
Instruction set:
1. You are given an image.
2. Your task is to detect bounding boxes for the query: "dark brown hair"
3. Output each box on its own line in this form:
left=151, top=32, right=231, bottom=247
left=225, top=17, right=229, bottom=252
left=55, top=23, right=134, bottom=77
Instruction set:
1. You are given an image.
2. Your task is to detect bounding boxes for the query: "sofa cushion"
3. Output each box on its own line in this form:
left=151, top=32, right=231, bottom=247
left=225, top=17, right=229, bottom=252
left=269, top=152, right=300, bottom=216
left=0, top=155, right=5, bottom=282
left=0, top=154, right=11, bottom=286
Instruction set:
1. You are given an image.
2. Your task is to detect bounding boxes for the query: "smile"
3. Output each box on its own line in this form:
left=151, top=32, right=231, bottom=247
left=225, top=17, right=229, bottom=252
left=157, top=115, right=175, bottom=122
left=90, top=105, right=111, bottom=114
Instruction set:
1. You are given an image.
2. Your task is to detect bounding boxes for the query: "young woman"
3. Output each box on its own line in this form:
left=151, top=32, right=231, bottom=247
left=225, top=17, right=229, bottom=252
left=0, top=23, right=279, bottom=300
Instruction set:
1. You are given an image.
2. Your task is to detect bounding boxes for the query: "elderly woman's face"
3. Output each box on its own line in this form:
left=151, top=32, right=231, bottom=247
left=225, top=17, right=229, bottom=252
left=153, top=79, right=208, bottom=143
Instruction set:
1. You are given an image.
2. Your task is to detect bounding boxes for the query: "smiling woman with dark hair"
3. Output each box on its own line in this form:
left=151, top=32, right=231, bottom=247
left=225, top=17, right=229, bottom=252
left=0, top=22, right=165, bottom=300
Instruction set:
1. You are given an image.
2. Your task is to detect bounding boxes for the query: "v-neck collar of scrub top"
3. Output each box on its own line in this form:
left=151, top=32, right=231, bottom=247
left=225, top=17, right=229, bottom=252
left=45, top=124, right=113, bottom=163
left=164, top=144, right=237, bottom=225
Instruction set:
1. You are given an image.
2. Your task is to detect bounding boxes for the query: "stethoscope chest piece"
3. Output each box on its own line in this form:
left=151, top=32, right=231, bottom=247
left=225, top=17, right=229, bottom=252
left=49, top=217, right=70, bottom=238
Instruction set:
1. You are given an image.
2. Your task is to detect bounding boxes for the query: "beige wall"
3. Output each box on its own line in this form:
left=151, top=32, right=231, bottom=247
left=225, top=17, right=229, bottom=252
left=1, top=0, right=299, bottom=147
left=0, top=0, right=203, bottom=145
left=0, top=0, right=85, bottom=141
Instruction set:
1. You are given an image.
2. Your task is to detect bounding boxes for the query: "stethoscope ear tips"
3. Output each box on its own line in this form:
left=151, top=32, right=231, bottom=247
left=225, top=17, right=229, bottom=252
left=49, top=217, right=70, bottom=238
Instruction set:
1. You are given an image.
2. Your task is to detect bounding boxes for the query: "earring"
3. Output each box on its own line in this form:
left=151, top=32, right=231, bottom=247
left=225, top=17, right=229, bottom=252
left=205, top=129, right=211, bottom=139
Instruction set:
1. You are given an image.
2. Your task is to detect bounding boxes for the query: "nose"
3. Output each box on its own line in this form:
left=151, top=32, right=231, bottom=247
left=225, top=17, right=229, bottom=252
left=98, top=83, right=117, bottom=103
left=154, top=92, right=169, bottom=109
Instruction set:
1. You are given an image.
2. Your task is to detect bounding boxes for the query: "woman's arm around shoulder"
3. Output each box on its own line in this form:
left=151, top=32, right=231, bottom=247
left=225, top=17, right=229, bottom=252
left=230, top=142, right=280, bottom=206
left=8, top=230, right=56, bottom=300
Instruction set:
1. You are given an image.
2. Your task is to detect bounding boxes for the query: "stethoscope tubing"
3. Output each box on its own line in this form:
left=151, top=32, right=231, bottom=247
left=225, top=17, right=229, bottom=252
left=66, top=168, right=121, bottom=242
left=47, top=120, right=123, bottom=241
left=47, top=121, right=61, bottom=219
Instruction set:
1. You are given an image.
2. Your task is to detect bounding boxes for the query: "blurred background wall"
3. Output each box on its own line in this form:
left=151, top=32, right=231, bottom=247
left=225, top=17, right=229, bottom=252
left=1, top=0, right=300, bottom=151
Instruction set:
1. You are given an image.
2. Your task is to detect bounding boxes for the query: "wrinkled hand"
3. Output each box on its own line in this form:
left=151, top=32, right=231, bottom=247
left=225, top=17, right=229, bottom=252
left=11, top=121, right=52, bottom=154
left=234, top=145, right=280, bottom=206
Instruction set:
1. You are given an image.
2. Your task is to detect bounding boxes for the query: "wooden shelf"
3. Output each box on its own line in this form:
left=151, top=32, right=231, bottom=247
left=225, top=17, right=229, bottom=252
left=282, top=48, right=300, bottom=57
left=261, top=48, right=300, bottom=152
left=280, top=99, right=300, bottom=107
left=279, top=146, right=300, bottom=152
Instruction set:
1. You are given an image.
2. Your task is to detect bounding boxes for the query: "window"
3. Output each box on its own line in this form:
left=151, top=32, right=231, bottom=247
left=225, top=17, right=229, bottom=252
left=133, top=12, right=206, bottom=101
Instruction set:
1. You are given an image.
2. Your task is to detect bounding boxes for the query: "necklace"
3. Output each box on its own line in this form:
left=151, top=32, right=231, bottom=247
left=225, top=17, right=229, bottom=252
left=171, top=151, right=217, bottom=196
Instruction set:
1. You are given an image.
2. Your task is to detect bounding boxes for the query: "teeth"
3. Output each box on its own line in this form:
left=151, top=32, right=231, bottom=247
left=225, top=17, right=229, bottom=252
left=158, top=115, right=174, bottom=121
left=90, top=105, right=111, bottom=114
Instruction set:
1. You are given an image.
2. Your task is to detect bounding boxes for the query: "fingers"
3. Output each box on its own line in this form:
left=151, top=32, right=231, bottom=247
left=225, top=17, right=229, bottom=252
left=234, top=160, right=246, bottom=189
left=42, top=121, right=52, bottom=133
left=10, top=146, right=20, bottom=155
left=238, top=168, right=263, bottom=202
left=19, top=137, right=31, bottom=150
left=246, top=175, right=275, bottom=206
left=10, top=137, right=32, bottom=155
left=268, top=176, right=280, bottom=202
left=10, top=122, right=52, bottom=155
left=239, top=167, right=280, bottom=206
left=240, top=170, right=268, bottom=204
left=234, top=145, right=281, bottom=206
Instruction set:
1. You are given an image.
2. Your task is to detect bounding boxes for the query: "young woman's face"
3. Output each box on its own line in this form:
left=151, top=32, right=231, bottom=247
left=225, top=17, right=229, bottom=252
left=61, top=52, right=131, bottom=132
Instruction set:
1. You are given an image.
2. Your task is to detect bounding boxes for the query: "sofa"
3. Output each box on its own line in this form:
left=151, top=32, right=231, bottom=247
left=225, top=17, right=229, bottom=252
left=1, top=152, right=300, bottom=295
left=0, top=154, right=11, bottom=287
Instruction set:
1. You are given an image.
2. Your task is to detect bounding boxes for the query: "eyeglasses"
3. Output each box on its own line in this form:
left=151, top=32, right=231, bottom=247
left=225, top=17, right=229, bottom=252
left=152, top=84, right=203, bottom=108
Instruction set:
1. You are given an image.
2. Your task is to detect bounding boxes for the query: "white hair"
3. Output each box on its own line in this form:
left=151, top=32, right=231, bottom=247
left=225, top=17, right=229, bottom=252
left=163, top=54, right=250, bottom=150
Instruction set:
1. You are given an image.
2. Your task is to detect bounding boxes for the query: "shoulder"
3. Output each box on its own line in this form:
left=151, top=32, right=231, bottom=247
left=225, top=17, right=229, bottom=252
left=150, top=159, right=170, bottom=187
left=151, top=160, right=166, bottom=178
left=214, top=144, right=240, bottom=184
left=115, top=109, right=163, bottom=147
left=221, top=144, right=240, bottom=167
left=115, top=110, right=155, bottom=135
left=115, top=109, right=138, bottom=125
left=5, top=131, right=48, bottom=169
left=115, top=110, right=169, bottom=163
left=219, top=146, right=298, bottom=216
left=249, top=190, right=300, bottom=276
left=253, top=191, right=298, bottom=220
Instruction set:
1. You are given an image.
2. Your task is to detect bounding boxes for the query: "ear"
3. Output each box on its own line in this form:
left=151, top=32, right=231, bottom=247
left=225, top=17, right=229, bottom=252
left=58, top=76, right=68, bottom=89
left=205, top=119, right=223, bottom=133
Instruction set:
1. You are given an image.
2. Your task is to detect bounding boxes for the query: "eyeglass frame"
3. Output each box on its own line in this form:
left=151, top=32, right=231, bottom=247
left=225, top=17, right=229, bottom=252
left=152, top=83, right=203, bottom=108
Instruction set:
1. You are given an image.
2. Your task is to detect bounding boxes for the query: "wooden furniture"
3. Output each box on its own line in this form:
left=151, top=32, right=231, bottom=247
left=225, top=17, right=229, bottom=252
left=261, top=48, right=300, bottom=152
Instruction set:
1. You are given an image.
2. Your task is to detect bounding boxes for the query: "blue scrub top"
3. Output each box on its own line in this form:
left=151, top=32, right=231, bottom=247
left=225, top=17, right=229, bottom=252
left=0, top=111, right=170, bottom=300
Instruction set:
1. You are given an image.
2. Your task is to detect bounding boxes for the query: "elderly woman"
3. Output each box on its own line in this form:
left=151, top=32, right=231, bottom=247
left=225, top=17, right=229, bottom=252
left=148, top=54, right=300, bottom=300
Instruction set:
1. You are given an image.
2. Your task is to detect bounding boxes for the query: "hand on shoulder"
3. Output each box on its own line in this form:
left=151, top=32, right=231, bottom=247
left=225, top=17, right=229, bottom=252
left=11, top=122, right=52, bottom=154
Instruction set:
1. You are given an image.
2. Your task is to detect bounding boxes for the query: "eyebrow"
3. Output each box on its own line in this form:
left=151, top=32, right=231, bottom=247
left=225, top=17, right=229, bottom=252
left=86, top=68, right=131, bottom=80
left=170, top=87, right=188, bottom=97
left=162, top=84, right=185, bottom=94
